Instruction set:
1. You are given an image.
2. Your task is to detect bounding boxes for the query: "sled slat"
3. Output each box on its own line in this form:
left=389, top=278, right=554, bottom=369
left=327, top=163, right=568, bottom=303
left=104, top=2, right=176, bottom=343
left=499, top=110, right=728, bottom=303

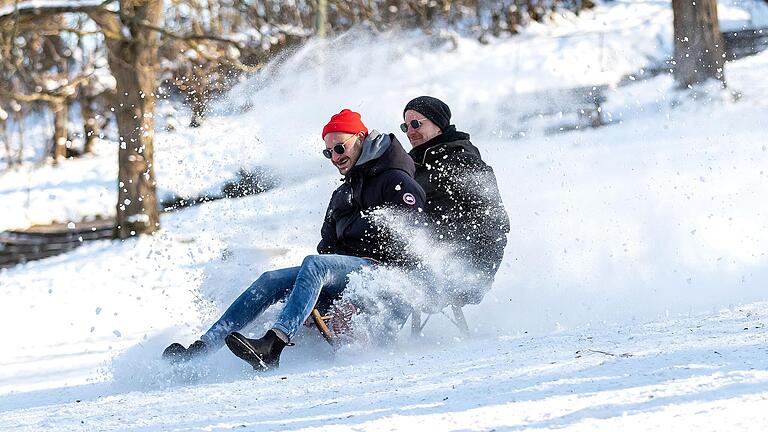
left=311, top=308, right=336, bottom=346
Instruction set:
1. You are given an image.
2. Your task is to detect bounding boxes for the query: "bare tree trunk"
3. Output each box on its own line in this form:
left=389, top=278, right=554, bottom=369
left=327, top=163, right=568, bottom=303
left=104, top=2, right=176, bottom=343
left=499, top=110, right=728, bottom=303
left=90, top=1, right=162, bottom=239
left=491, top=10, right=501, bottom=37
left=474, top=0, right=482, bottom=29
left=188, top=87, right=207, bottom=128
left=1, top=115, right=12, bottom=170
left=507, top=1, right=522, bottom=34
left=316, top=0, right=327, bottom=37
left=232, top=0, right=242, bottom=30
left=13, top=110, right=24, bottom=165
left=207, top=0, right=222, bottom=34
left=526, top=0, right=544, bottom=22
left=263, top=0, right=274, bottom=24
left=81, top=95, right=98, bottom=154
left=672, top=0, right=725, bottom=87
left=51, top=99, right=68, bottom=163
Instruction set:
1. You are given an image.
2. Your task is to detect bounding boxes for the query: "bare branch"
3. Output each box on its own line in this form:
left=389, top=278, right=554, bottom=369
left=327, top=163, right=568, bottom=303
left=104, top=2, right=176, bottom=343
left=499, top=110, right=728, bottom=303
left=10, top=91, right=62, bottom=103
left=10, top=73, right=92, bottom=103
left=41, top=28, right=103, bottom=38
left=187, top=39, right=263, bottom=74
left=119, top=12, right=246, bottom=49
left=85, top=8, right=122, bottom=41
left=1, top=2, right=245, bottom=49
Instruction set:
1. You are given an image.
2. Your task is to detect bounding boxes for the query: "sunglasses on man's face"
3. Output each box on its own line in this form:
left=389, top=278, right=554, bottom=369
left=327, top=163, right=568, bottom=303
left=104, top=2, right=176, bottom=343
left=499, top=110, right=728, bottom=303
left=322, top=134, right=357, bottom=159
left=400, top=118, right=428, bottom=133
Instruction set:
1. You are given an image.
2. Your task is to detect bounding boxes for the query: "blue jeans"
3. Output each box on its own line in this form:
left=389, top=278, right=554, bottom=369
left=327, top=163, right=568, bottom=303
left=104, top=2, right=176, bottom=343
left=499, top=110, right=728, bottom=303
left=200, top=254, right=371, bottom=349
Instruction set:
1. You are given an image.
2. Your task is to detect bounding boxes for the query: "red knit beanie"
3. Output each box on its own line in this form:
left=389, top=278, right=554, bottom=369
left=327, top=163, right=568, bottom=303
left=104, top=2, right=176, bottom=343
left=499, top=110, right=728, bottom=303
left=322, top=109, right=368, bottom=139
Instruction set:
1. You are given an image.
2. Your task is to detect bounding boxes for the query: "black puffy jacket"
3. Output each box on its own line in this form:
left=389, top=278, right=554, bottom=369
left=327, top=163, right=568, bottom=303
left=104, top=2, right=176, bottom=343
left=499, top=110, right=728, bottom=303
left=408, top=126, right=510, bottom=279
left=317, top=131, right=426, bottom=265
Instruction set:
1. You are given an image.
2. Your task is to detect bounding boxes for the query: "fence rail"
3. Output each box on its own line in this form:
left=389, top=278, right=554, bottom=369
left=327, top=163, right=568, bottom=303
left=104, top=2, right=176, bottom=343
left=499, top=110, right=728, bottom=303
left=0, top=219, right=114, bottom=268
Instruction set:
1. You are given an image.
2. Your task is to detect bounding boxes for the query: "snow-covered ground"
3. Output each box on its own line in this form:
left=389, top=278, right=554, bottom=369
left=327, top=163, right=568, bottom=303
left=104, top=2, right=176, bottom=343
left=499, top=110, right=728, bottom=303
left=2, top=302, right=767, bottom=431
left=1, top=1, right=768, bottom=430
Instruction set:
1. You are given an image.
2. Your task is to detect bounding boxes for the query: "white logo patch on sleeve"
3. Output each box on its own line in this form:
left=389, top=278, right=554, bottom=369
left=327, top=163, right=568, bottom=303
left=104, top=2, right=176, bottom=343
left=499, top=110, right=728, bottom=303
left=403, top=192, right=416, bottom=206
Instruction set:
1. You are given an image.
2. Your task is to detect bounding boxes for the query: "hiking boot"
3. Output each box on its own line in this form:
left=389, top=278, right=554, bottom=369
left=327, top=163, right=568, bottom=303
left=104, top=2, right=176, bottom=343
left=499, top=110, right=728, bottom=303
left=225, top=330, right=287, bottom=371
left=162, top=339, right=209, bottom=363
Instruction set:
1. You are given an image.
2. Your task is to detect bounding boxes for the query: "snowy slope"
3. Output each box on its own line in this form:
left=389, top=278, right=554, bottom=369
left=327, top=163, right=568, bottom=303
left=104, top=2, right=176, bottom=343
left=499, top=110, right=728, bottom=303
left=1, top=302, right=767, bottom=431
left=1, top=1, right=768, bottom=430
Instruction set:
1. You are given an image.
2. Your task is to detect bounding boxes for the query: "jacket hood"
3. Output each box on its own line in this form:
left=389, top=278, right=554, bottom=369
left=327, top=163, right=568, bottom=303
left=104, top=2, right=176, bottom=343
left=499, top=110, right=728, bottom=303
left=408, top=126, right=479, bottom=164
left=349, top=130, right=416, bottom=177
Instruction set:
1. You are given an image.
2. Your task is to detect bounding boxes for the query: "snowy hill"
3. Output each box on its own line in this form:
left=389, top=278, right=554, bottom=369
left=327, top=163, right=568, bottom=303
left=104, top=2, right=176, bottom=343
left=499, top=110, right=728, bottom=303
left=3, top=302, right=768, bottom=430
left=1, top=1, right=768, bottom=430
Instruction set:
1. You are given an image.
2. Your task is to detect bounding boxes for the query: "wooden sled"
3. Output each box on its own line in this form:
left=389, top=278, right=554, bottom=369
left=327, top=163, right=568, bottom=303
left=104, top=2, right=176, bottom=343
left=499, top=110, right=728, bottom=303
left=307, top=294, right=356, bottom=348
left=309, top=302, right=471, bottom=347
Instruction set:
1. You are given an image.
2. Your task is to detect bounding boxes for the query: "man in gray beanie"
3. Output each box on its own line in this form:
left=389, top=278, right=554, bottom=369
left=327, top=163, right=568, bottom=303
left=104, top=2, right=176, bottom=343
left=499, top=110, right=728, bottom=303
left=402, top=96, right=510, bottom=304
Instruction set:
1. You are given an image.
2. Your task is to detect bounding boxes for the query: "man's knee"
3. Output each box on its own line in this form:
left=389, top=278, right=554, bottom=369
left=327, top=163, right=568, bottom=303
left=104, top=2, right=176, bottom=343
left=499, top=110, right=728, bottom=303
left=256, top=269, right=280, bottom=284
left=300, top=254, right=326, bottom=270
left=252, top=269, right=291, bottom=293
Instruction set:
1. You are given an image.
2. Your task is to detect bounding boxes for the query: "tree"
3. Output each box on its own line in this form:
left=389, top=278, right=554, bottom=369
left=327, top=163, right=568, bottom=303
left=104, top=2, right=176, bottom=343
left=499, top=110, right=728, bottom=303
left=87, top=2, right=162, bottom=238
left=0, top=16, right=79, bottom=164
left=1, top=0, right=274, bottom=238
left=1, top=0, right=162, bottom=238
left=672, top=0, right=725, bottom=87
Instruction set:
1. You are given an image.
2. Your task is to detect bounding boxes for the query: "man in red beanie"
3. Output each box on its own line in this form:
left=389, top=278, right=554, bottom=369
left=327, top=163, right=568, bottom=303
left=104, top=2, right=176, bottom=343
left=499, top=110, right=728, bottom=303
left=163, top=109, right=425, bottom=370
left=321, top=109, right=368, bottom=175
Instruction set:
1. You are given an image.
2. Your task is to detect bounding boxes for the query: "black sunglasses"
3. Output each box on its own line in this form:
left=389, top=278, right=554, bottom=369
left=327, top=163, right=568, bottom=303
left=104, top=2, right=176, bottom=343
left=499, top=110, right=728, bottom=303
left=400, top=118, right=428, bottom=133
left=322, top=134, right=357, bottom=159
left=322, top=143, right=345, bottom=159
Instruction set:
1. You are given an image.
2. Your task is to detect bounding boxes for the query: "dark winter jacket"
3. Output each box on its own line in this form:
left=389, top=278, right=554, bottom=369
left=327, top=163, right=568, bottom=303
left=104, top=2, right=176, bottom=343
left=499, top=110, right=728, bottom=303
left=317, top=131, right=426, bottom=265
left=408, top=126, right=510, bottom=290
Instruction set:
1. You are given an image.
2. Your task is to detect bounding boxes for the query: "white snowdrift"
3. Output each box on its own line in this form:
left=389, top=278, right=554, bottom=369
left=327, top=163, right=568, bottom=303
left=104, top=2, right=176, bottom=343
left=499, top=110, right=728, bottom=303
left=1, top=1, right=767, bottom=430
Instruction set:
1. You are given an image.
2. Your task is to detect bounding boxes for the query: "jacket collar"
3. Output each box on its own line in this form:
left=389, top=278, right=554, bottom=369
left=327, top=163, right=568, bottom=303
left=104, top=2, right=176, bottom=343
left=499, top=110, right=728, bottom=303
left=408, top=126, right=471, bottom=165
left=346, top=132, right=416, bottom=179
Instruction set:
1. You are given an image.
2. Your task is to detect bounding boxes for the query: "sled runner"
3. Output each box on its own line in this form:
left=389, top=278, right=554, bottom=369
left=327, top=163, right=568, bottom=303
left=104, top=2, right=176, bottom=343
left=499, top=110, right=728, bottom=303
left=309, top=300, right=471, bottom=347
left=410, top=304, right=470, bottom=338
